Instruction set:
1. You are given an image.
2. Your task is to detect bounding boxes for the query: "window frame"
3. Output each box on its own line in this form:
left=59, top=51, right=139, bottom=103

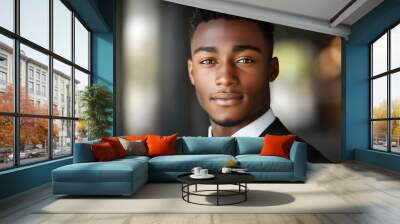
left=0, top=0, right=92, bottom=171
left=370, top=20, right=400, bottom=154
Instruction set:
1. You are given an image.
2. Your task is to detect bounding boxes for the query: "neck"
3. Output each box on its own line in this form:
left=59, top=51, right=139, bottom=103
left=210, top=107, right=269, bottom=137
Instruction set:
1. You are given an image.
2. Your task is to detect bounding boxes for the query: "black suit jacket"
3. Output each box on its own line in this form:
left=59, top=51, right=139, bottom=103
left=260, top=118, right=331, bottom=163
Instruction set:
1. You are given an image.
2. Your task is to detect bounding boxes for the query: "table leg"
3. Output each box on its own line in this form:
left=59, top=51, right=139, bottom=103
left=245, top=183, right=247, bottom=201
left=217, top=184, right=219, bottom=206
left=187, top=184, right=190, bottom=202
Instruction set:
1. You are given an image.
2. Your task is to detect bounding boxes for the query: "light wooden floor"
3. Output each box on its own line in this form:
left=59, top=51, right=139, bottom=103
left=1, top=162, right=400, bottom=224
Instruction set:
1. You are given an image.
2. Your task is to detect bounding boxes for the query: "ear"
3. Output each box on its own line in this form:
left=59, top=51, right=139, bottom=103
left=268, top=57, right=279, bottom=82
left=187, top=59, right=195, bottom=85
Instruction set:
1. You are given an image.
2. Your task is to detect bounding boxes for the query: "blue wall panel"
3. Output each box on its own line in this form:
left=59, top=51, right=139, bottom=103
left=355, top=149, right=400, bottom=172
left=343, top=44, right=369, bottom=160
left=344, top=0, right=400, bottom=171
left=92, top=32, right=114, bottom=88
left=0, top=158, right=72, bottom=199
left=92, top=32, right=114, bottom=135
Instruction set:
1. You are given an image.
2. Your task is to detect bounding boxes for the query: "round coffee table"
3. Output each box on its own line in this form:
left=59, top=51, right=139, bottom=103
left=177, top=173, right=255, bottom=206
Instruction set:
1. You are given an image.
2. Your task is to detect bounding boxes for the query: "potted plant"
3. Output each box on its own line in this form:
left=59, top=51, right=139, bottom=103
left=79, top=84, right=113, bottom=140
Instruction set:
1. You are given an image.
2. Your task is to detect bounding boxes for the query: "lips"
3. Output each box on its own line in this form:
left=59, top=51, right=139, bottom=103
left=211, top=92, right=244, bottom=106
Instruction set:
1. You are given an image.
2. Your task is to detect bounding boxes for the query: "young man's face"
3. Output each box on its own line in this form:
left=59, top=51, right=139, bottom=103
left=188, top=19, right=279, bottom=133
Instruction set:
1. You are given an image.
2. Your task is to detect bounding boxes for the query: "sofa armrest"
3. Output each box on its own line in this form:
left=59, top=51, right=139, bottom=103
left=73, top=140, right=100, bottom=163
left=289, top=141, right=307, bottom=181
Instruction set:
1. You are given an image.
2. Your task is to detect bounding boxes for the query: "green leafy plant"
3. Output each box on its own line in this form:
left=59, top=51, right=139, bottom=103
left=79, top=84, right=113, bottom=140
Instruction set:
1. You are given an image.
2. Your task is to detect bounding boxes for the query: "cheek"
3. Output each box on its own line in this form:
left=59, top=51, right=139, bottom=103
left=192, top=72, right=214, bottom=101
left=239, top=69, right=268, bottom=93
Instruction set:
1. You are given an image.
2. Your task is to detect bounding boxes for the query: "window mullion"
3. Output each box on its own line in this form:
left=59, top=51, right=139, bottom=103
left=370, top=45, right=373, bottom=149
left=13, top=0, right=21, bottom=167
left=71, top=10, right=76, bottom=155
left=48, top=0, right=53, bottom=160
left=388, top=29, right=391, bottom=152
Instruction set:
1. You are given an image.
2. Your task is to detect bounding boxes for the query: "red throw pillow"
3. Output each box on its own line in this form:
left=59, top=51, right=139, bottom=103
left=260, top=134, right=296, bottom=159
left=101, top=137, right=127, bottom=158
left=91, top=142, right=118, bottom=161
left=146, top=134, right=177, bottom=157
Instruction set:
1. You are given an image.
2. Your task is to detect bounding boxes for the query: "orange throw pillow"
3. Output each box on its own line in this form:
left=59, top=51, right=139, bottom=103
left=260, top=134, right=296, bottom=159
left=91, top=142, right=118, bottom=161
left=146, top=134, right=177, bottom=157
left=124, top=135, right=147, bottom=141
left=101, top=137, right=127, bottom=158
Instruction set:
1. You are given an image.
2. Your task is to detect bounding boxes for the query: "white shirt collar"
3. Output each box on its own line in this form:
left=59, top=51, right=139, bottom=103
left=208, top=109, right=276, bottom=137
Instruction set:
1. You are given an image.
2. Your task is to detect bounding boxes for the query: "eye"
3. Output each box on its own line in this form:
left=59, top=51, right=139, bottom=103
left=200, top=59, right=216, bottom=65
left=236, top=58, right=255, bottom=64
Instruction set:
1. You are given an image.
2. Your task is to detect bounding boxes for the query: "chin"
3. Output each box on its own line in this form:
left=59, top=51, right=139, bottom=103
left=211, top=116, right=245, bottom=127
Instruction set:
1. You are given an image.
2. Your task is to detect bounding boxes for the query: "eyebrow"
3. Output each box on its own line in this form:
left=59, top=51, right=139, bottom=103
left=193, top=44, right=262, bottom=55
left=193, top=46, right=217, bottom=55
left=232, top=44, right=262, bottom=53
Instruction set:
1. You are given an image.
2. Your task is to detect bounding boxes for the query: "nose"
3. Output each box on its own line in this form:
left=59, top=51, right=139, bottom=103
left=215, top=61, right=238, bottom=87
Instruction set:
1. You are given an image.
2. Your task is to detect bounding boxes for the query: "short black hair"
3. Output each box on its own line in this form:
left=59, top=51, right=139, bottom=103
left=189, top=8, right=274, bottom=58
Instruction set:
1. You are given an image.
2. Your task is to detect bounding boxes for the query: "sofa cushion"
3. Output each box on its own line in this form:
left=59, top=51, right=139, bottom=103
left=177, top=137, right=235, bottom=155
left=235, top=137, right=263, bottom=155
left=115, top=155, right=150, bottom=163
left=236, top=155, right=293, bottom=172
left=52, top=158, right=147, bottom=183
left=148, top=154, right=235, bottom=172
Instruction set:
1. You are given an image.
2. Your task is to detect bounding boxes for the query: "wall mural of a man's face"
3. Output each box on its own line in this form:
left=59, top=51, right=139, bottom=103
left=187, top=19, right=279, bottom=136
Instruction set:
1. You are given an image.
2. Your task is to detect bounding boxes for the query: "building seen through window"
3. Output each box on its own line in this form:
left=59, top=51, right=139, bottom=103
left=0, top=0, right=91, bottom=170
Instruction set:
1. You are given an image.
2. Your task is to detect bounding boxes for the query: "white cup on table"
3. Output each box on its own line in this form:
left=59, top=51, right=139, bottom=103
left=191, top=167, right=202, bottom=176
left=199, top=169, right=208, bottom=176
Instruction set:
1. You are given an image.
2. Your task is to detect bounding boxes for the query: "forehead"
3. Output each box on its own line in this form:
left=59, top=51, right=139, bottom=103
left=191, top=19, right=267, bottom=52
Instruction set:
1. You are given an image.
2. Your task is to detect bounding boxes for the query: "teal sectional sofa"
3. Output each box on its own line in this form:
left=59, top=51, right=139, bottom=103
left=52, top=137, right=307, bottom=196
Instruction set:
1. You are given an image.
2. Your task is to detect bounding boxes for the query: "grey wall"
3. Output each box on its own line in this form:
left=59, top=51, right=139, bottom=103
left=116, top=0, right=208, bottom=136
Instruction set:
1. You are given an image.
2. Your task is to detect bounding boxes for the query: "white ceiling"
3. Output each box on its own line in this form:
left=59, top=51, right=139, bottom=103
left=163, top=0, right=384, bottom=38
left=223, top=0, right=353, bottom=22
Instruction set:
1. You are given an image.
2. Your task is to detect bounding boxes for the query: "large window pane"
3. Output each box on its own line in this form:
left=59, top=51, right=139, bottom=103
left=391, top=24, right=400, bottom=70
left=392, top=72, right=400, bottom=118
left=53, top=119, right=72, bottom=158
left=75, top=120, right=88, bottom=143
left=53, top=59, right=72, bottom=117
left=372, top=77, right=387, bottom=119
left=372, top=121, right=388, bottom=151
left=20, top=0, right=49, bottom=49
left=0, top=34, right=14, bottom=112
left=74, top=69, right=89, bottom=118
left=20, top=44, right=49, bottom=115
left=372, top=33, right=387, bottom=76
left=0, top=116, right=13, bottom=170
left=20, top=117, right=49, bottom=165
left=53, top=0, right=72, bottom=60
left=391, top=120, right=400, bottom=153
left=0, top=0, right=14, bottom=31
left=74, top=18, right=89, bottom=70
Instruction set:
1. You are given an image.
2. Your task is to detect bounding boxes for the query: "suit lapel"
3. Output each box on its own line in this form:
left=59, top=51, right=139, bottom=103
left=259, top=118, right=291, bottom=137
